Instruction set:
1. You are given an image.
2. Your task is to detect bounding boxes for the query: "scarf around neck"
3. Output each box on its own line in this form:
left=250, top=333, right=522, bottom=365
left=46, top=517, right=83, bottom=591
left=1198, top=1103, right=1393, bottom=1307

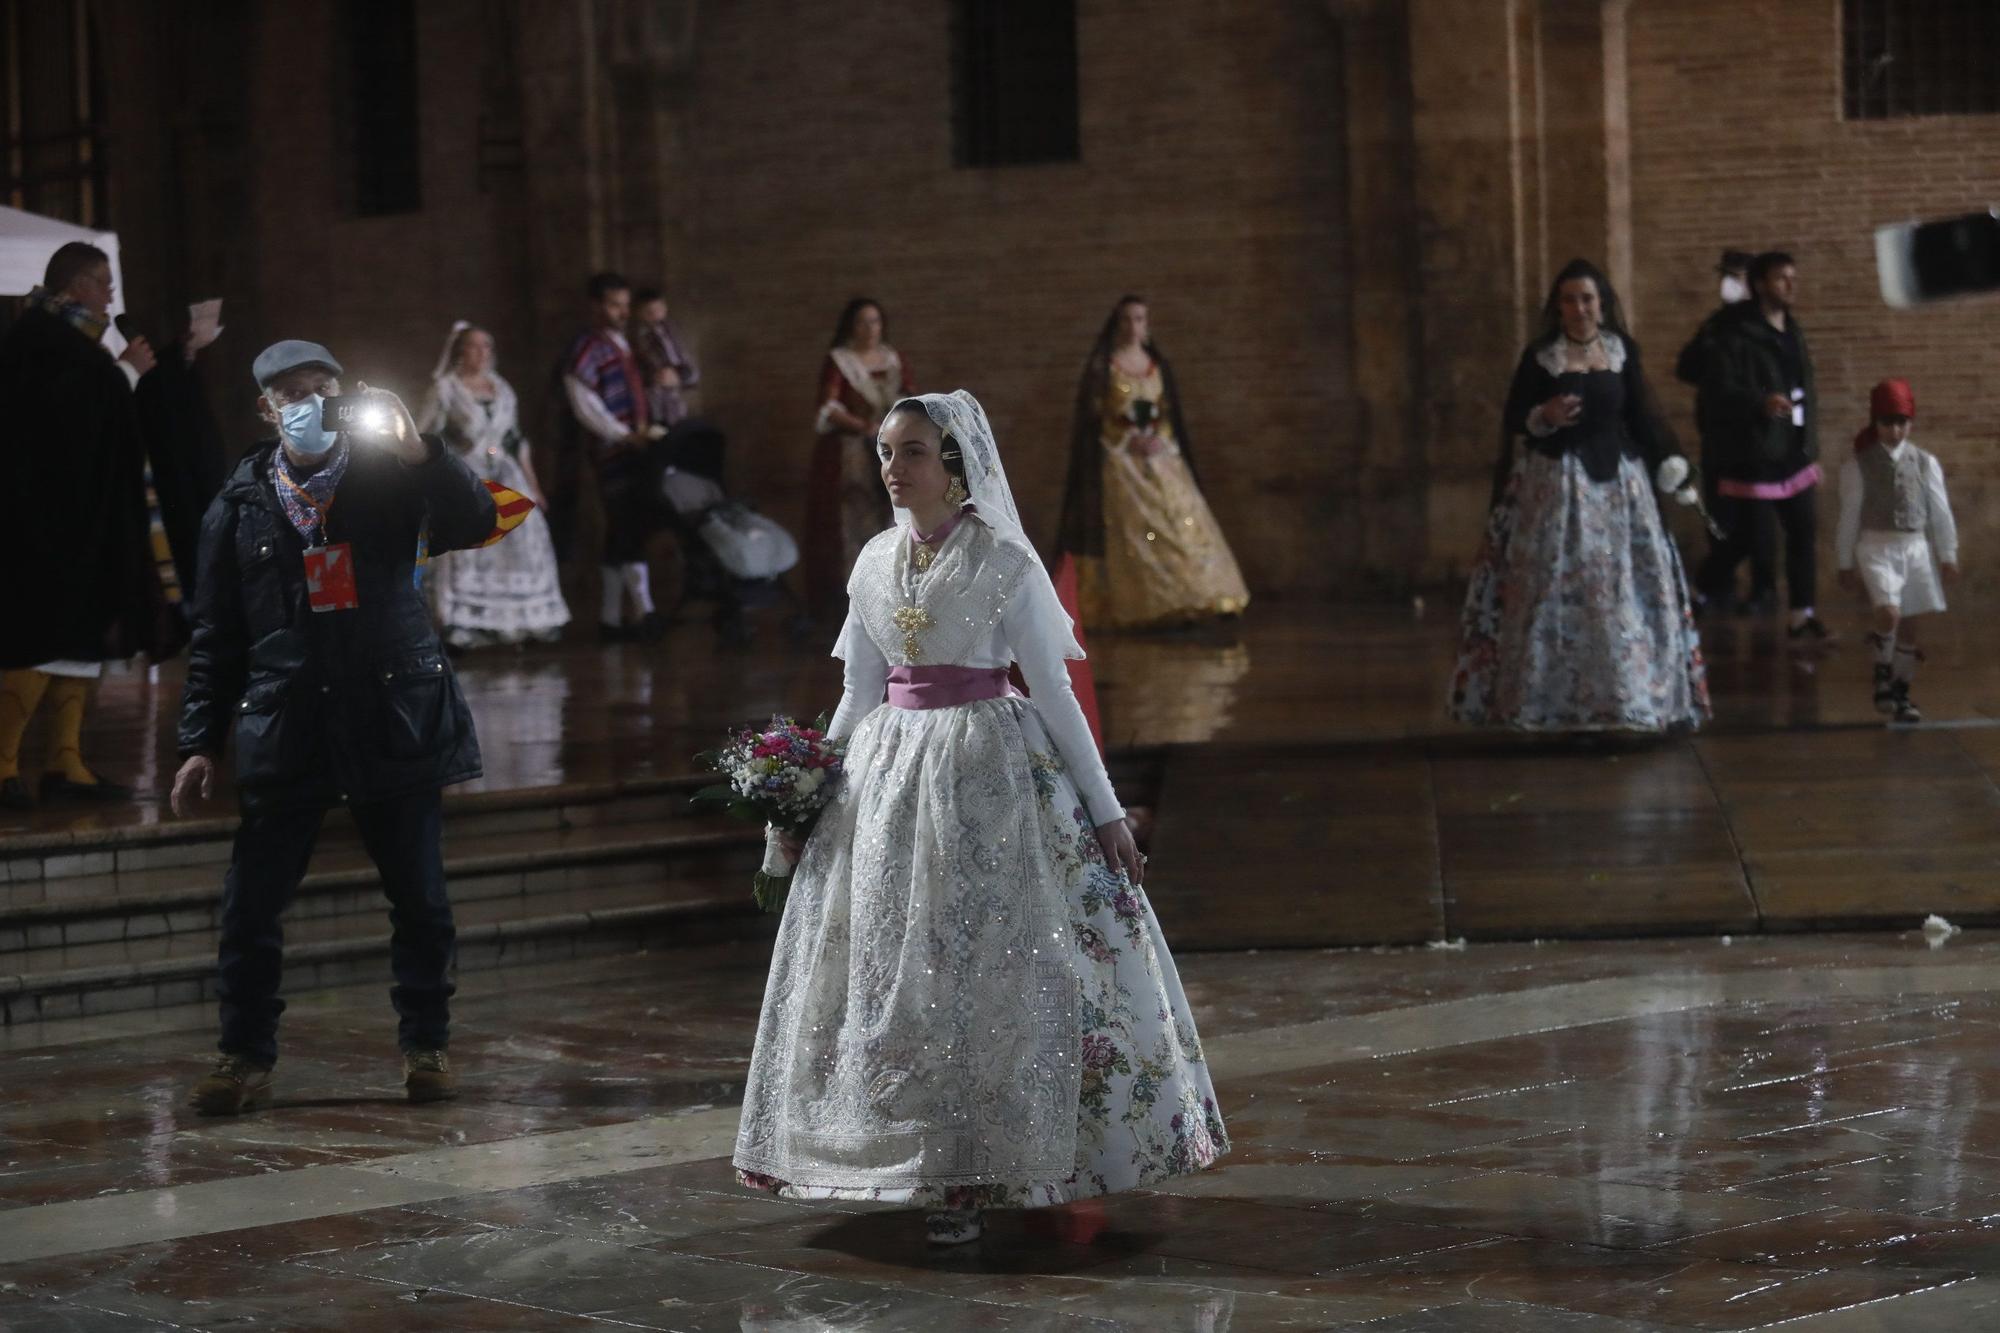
left=26, top=285, right=109, bottom=344
left=274, top=440, right=352, bottom=544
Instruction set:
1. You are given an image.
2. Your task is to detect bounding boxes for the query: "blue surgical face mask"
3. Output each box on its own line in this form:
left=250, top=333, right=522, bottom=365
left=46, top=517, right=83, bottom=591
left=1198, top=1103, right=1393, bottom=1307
left=278, top=394, right=339, bottom=457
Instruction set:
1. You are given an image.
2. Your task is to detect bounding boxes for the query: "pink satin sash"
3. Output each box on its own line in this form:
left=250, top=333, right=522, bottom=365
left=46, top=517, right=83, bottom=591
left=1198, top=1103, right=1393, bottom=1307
left=886, top=664, right=1021, bottom=711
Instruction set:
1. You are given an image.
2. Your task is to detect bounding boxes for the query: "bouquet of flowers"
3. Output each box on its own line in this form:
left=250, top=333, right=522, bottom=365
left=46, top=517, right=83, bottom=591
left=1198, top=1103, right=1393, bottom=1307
left=692, top=716, right=845, bottom=913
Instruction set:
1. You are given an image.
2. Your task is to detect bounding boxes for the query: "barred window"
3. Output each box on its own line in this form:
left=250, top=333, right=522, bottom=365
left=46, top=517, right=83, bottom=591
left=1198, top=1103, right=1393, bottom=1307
left=1843, top=0, right=2000, bottom=120
left=951, top=0, right=1080, bottom=168
left=340, top=0, right=422, bottom=215
left=0, top=0, right=107, bottom=225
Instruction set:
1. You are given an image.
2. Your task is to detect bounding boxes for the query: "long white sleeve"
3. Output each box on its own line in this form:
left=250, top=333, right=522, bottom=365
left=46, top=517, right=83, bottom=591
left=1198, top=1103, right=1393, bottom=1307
left=1924, top=452, right=1958, bottom=565
left=419, top=382, right=449, bottom=436
left=563, top=374, right=630, bottom=445
left=1835, top=457, right=1863, bottom=570
left=1003, top=568, right=1123, bottom=827
left=827, top=606, right=890, bottom=743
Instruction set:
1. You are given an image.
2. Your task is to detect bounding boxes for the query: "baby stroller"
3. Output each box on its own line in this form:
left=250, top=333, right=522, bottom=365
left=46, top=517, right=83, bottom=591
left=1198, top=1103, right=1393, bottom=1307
left=651, top=419, right=809, bottom=646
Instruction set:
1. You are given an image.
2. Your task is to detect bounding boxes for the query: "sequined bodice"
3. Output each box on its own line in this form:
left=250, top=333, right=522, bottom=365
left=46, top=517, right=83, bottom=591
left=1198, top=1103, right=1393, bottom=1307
left=1101, top=361, right=1173, bottom=446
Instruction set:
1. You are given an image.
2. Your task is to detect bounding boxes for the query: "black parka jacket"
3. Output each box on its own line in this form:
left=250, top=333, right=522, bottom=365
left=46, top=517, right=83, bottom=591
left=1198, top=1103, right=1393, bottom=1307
left=1694, top=304, right=1819, bottom=483
left=176, top=435, right=497, bottom=809
left=0, top=306, right=170, bottom=668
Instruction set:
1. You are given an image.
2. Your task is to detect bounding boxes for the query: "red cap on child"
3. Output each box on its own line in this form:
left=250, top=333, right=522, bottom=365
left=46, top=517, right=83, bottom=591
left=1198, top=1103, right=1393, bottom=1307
left=1870, top=378, right=1916, bottom=421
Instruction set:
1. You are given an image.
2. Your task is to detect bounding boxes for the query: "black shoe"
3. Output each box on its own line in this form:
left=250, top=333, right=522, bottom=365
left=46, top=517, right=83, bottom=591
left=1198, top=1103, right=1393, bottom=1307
left=598, top=621, right=633, bottom=643
left=0, top=775, right=33, bottom=811
left=1873, top=663, right=1897, bottom=716
left=634, top=611, right=667, bottom=644
left=1738, top=592, right=1778, bottom=618
left=1891, top=683, right=1922, bottom=725
left=1787, top=616, right=1835, bottom=646
left=39, top=773, right=134, bottom=803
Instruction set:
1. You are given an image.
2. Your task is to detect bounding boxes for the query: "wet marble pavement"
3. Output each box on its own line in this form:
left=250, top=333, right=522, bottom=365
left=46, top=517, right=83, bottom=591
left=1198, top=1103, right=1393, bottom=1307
left=6, top=935, right=2000, bottom=1328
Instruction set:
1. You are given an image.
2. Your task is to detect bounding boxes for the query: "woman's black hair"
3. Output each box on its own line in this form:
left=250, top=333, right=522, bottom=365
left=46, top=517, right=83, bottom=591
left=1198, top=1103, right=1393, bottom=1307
left=831, top=297, right=886, bottom=349
left=883, top=399, right=965, bottom=481
left=1536, top=259, right=1630, bottom=345
left=1092, top=294, right=1151, bottom=357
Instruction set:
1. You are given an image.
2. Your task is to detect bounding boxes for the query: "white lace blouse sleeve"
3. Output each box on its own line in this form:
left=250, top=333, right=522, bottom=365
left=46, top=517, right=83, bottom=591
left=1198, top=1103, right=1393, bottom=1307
left=1003, top=565, right=1123, bottom=826
left=828, top=606, right=889, bottom=743
left=1835, top=456, right=1863, bottom=571
left=563, top=374, right=629, bottom=445
left=1925, top=452, right=1958, bottom=566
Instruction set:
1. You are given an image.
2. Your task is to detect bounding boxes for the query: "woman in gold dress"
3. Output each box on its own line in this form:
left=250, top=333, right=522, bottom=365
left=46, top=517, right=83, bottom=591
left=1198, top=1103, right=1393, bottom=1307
left=1058, top=296, right=1249, bottom=630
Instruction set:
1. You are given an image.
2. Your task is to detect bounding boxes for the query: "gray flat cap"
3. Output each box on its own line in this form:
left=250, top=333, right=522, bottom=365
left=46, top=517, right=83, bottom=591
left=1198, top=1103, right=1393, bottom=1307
left=252, top=339, right=343, bottom=387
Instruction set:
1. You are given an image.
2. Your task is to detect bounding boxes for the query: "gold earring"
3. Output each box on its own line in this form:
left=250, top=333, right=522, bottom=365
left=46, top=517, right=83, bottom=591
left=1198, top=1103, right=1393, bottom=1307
left=944, top=476, right=969, bottom=507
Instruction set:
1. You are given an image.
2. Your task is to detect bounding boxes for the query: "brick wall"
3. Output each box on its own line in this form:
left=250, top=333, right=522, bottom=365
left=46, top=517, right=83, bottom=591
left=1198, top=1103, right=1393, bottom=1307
left=91, top=0, right=1998, bottom=599
left=673, top=1, right=1356, bottom=595
left=1627, top=0, right=2000, bottom=590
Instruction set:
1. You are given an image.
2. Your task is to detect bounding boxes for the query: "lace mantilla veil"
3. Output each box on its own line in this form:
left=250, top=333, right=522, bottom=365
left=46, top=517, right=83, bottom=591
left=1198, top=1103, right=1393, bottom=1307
left=891, top=391, right=1036, bottom=559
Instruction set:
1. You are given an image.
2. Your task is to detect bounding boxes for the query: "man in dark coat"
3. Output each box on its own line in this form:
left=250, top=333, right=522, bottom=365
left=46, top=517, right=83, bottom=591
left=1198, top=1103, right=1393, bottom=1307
left=1676, top=248, right=1775, bottom=614
left=0, top=242, right=169, bottom=809
left=1693, top=251, right=1830, bottom=644
left=171, top=339, right=496, bottom=1114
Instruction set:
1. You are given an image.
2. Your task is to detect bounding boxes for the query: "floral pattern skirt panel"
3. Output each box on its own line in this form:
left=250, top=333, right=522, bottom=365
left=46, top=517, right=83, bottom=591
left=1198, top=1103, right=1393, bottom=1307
left=426, top=444, right=570, bottom=647
left=1077, top=443, right=1250, bottom=631
left=733, top=695, right=1227, bottom=1209
left=1450, top=451, right=1709, bottom=733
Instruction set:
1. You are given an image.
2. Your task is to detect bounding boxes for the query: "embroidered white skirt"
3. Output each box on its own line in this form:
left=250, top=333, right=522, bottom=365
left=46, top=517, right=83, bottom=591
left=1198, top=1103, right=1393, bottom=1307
left=732, top=695, right=1227, bottom=1209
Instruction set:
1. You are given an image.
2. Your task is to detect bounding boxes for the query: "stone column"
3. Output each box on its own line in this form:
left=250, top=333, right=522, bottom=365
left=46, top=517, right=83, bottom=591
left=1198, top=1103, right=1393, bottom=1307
left=1405, top=0, right=1541, bottom=576
left=1534, top=0, right=1634, bottom=312
left=1328, top=0, right=1428, bottom=590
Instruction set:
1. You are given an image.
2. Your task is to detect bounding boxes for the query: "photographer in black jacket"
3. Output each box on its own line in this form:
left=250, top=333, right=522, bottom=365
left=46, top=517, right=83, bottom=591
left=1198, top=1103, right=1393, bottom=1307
left=172, top=340, right=496, bottom=1115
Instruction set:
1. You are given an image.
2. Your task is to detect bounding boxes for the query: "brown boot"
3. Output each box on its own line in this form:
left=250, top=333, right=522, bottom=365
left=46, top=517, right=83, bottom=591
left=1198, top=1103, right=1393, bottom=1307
left=189, top=1053, right=273, bottom=1116
left=403, top=1048, right=457, bottom=1103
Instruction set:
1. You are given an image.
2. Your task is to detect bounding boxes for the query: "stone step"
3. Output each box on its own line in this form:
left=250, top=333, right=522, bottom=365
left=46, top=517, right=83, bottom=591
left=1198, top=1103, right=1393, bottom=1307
left=0, top=775, right=717, bottom=888
left=1, top=873, right=774, bottom=1026
left=0, top=821, right=761, bottom=940
left=0, top=830, right=763, bottom=965
left=0, top=751, right=1161, bottom=1027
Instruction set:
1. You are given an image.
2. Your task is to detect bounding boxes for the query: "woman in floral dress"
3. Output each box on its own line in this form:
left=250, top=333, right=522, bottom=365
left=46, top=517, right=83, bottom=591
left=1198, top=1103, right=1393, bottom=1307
left=1449, top=259, right=1708, bottom=732
left=734, top=390, right=1226, bottom=1245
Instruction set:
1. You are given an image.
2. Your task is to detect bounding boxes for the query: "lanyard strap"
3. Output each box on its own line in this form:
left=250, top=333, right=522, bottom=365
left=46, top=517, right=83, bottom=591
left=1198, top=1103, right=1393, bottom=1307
left=279, top=472, right=336, bottom=542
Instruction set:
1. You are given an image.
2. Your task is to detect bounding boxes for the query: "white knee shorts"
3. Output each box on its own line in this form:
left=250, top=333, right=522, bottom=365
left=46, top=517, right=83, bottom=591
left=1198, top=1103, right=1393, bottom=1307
left=1856, top=531, right=1946, bottom=616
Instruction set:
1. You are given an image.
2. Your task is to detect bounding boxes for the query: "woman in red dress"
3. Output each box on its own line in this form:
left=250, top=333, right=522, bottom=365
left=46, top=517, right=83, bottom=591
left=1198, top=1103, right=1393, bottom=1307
left=803, top=298, right=913, bottom=622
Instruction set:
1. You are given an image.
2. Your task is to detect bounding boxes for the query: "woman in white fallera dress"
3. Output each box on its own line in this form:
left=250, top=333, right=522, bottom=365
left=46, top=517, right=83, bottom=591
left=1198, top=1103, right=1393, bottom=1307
left=733, top=390, right=1227, bottom=1245
left=419, top=321, right=570, bottom=648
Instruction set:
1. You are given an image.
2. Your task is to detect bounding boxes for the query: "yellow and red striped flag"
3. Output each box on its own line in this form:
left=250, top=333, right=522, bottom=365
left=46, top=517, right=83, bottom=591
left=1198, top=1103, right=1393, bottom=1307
left=479, top=479, right=537, bottom=547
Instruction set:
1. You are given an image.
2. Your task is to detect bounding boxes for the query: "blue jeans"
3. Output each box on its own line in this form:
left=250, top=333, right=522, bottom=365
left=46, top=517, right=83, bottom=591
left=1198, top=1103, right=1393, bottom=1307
left=215, top=789, right=456, bottom=1066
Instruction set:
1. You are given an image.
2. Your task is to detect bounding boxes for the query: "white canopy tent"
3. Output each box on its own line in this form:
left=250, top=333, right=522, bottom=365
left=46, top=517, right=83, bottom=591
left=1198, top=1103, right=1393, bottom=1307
left=0, top=203, right=128, bottom=352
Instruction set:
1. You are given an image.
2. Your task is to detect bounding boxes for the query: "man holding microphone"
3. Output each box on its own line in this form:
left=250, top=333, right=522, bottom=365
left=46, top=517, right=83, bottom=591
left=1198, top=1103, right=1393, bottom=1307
left=173, top=340, right=495, bottom=1115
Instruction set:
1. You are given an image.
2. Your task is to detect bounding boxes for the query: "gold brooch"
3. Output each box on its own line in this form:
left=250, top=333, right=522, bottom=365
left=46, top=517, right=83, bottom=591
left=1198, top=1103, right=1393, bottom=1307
left=892, top=605, right=934, bottom=660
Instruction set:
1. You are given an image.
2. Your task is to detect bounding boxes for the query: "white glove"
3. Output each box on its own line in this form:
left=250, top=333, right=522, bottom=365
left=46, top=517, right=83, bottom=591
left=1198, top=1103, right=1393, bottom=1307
left=1655, top=455, right=1690, bottom=495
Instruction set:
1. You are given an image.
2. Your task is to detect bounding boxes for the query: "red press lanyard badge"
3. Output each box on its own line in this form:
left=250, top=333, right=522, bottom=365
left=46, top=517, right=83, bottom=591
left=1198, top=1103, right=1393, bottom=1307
left=283, top=476, right=359, bottom=612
